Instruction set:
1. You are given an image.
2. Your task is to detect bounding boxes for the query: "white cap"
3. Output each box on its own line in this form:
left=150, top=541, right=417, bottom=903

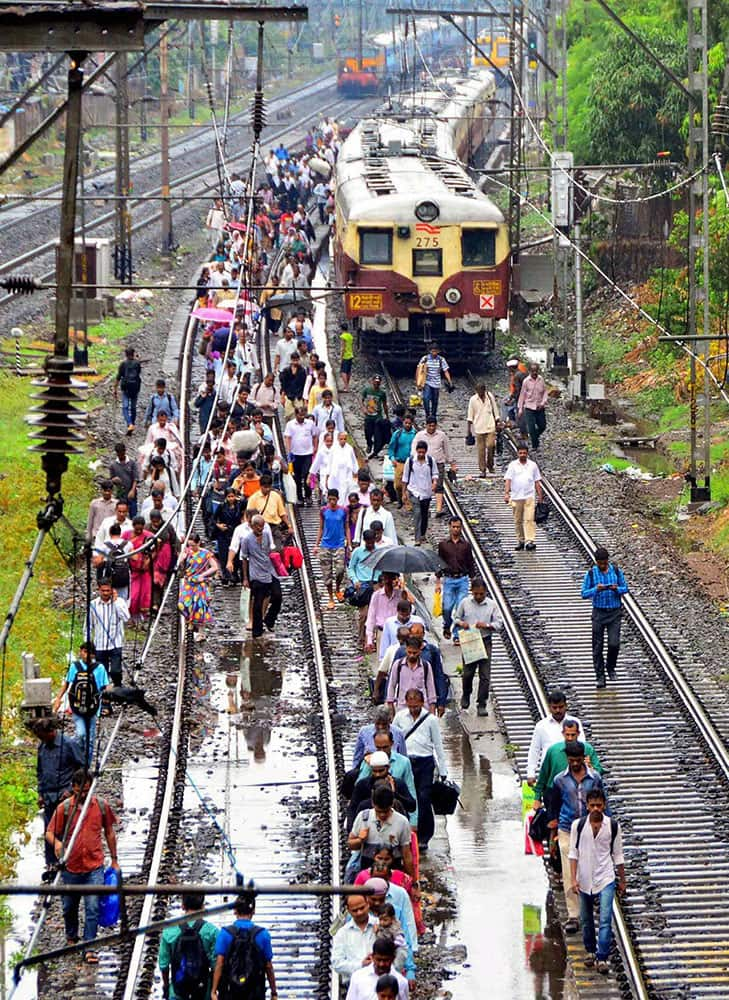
left=506, top=358, right=519, bottom=367
left=369, top=751, right=390, bottom=768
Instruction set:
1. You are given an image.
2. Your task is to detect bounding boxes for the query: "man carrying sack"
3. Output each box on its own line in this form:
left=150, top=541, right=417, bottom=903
left=453, top=577, right=504, bottom=717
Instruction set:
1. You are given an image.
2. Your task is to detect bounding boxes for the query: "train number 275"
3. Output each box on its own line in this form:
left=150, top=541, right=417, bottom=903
left=415, top=236, right=440, bottom=247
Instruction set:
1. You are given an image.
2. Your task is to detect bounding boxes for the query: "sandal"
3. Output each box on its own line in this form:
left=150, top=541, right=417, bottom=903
left=84, top=951, right=99, bottom=964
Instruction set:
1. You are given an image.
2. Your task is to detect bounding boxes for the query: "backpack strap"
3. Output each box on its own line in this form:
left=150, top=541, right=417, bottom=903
left=575, top=813, right=618, bottom=855
left=575, top=814, right=588, bottom=851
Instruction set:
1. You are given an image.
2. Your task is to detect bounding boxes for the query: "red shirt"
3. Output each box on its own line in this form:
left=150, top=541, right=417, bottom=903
left=48, top=795, right=117, bottom=873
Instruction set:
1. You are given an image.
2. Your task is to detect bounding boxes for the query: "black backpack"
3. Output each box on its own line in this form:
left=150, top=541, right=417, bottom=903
left=170, top=920, right=211, bottom=1000
left=575, top=814, right=619, bottom=854
left=220, top=924, right=266, bottom=999
left=69, top=661, right=101, bottom=718
left=119, top=359, right=142, bottom=395
left=96, top=543, right=130, bottom=590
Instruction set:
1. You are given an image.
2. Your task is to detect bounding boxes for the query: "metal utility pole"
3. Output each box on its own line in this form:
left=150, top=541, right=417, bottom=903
left=687, top=0, right=711, bottom=500
left=159, top=30, right=174, bottom=254
left=187, top=21, right=196, bottom=120
left=508, top=0, right=525, bottom=276
left=573, top=219, right=585, bottom=394
left=114, top=52, right=133, bottom=283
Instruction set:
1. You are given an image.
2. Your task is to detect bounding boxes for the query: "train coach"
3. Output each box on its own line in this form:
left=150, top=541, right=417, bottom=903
left=333, top=69, right=509, bottom=363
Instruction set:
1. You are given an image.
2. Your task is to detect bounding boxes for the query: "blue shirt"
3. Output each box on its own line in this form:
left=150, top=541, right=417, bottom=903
left=388, top=426, right=417, bottom=463
left=581, top=563, right=629, bottom=610
left=348, top=545, right=377, bottom=585
left=64, top=660, right=111, bottom=719
left=351, top=723, right=407, bottom=769
left=551, top=767, right=606, bottom=832
left=320, top=505, right=347, bottom=549
left=215, top=918, right=273, bottom=962
left=144, top=391, right=179, bottom=424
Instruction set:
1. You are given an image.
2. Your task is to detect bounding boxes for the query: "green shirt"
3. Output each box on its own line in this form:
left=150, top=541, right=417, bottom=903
left=340, top=331, right=354, bottom=361
left=361, top=386, right=386, bottom=419
left=534, top=740, right=604, bottom=801
left=158, top=919, right=219, bottom=999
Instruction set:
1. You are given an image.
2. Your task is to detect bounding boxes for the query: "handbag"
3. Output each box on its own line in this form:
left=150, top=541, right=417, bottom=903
left=382, top=455, right=395, bottom=482
left=239, top=586, right=251, bottom=627
left=415, top=360, right=427, bottom=390
left=344, top=581, right=373, bottom=607
left=431, top=777, right=461, bottom=815
left=465, top=432, right=475, bottom=446
left=535, top=500, right=550, bottom=525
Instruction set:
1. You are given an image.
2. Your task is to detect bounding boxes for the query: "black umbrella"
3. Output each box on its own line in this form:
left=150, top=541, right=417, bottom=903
left=363, top=544, right=442, bottom=574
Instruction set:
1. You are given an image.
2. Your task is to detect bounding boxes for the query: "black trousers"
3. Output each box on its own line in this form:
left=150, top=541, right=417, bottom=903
left=462, top=650, right=491, bottom=708
left=43, top=798, right=61, bottom=866
left=95, top=646, right=123, bottom=686
left=364, top=415, right=387, bottom=454
left=292, top=453, right=313, bottom=502
left=592, top=606, right=622, bottom=680
left=410, top=754, right=436, bottom=847
left=250, top=578, right=283, bottom=637
left=524, top=408, right=547, bottom=449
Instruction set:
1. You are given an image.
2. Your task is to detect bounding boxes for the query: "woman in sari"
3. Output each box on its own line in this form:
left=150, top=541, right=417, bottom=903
left=149, top=509, right=178, bottom=615
left=327, top=430, right=358, bottom=501
left=122, top=515, right=153, bottom=625
left=177, top=533, right=219, bottom=640
left=354, top=845, right=425, bottom=936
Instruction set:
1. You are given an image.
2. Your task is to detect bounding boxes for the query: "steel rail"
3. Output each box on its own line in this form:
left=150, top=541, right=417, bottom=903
left=382, top=364, right=650, bottom=1000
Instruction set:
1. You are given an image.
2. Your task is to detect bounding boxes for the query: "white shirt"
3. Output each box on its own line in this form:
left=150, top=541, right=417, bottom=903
left=568, top=815, right=624, bottom=894
left=90, top=595, right=130, bottom=651
left=402, top=455, right=437, bottom=500
left=275, top=336, right=299, bottom=369
left=230, top=521, right=273, bottom=556
left=354, top=505, right=397, bottom=545
left=393, top=707, right=447, bottom=776
left=140, top=495, right=177, bottom=519
left=285, top=418, right=316, bottom=456
left=95, top=515, right=132, bottom=552
left=346, top=964, right=409, bottom=1000
left=504, top=458, right=542, bottom=500
left=527, top=714, right=586, bottom=778
left=467, top=391, right=498, bottom=434
left=311, top=402, right=345, bottom=434
left=380, top=615, right=424, bottom=660
left=331, top=915, right=378, bottom=981
left=218, top=370, right=240, bottom=406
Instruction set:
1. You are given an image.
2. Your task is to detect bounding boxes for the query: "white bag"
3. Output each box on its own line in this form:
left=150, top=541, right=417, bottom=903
left=239, top=586, right=251, bottom=627
left=283, top=472, right=298, bottom=504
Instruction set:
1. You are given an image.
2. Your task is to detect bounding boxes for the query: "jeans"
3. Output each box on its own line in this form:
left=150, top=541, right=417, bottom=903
left=423, top=384, right=439, bottom=420
left=73, top=713, right=98, bottom=766
left=95, top=647, right=122, bottom=686
left=292, top=453, right=312, bottom=502
left=524, top=408, right=546, bottom=449
left=409, top=493, right=431, bottom=542
left=462, top=652, right=491, bottom=708
left=580, top=880, right=616, bottom=960
left=249, top=578, right=282, bottom=637
left=592, top=607, right=622, bottom=681
left=410, top=754, right=435, bottom=847
left=62, top=865, right=105, bottom=942
left=364, top=415, right=387, bottom=455
left=121, top=392, right=138, bottom=427
left=442, top=576, right=469, bottom=636
left=43, top=799, right=62, bottom=866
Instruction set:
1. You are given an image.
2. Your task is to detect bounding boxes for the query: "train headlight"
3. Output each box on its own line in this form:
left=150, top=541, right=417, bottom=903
left=419, top=293, right=436, bottom=310
left=414, top=200, right=439, bottom=223
left=445, top=287, right=462, bottom=304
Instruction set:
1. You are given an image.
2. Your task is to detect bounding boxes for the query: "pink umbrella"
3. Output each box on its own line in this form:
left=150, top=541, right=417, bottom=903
left=227, top=221, right=247, bottom=232
left=191, top=307, right=235, bottom=323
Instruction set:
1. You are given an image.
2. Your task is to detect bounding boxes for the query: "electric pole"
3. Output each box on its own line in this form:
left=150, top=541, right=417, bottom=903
left=508, top=0, right=525, bottom=281
left=114, top=51, right=132, bottom=283
left=160, top=30, right=174, bottom=253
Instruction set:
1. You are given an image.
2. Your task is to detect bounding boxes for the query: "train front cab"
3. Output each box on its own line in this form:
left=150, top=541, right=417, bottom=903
left=338, top=217, right=509, bottom=364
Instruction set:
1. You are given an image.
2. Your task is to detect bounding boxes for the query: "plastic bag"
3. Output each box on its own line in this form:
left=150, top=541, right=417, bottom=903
left=98, top=867, right=121, bottom=928
left=432, top=589, right=442, bottom=618
left=382, top=455, right=395, bottom=482
left=239, top=586, right=251, bottom=627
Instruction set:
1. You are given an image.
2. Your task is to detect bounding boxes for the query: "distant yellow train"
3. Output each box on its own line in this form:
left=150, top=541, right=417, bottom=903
left=473, top=33, right=510, bottom=83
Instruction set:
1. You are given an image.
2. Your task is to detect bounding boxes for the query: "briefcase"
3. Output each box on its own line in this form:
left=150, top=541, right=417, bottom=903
left=431, top=777, right=461, bottom=815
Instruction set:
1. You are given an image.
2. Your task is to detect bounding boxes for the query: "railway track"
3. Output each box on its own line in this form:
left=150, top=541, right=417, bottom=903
left=381, top=364, right=729, bottom=998
left=0, top=86, right=374, bottom=310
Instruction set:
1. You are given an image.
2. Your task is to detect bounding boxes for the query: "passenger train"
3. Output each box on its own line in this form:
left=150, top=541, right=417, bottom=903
left=333, top=68, right=510, bottom=362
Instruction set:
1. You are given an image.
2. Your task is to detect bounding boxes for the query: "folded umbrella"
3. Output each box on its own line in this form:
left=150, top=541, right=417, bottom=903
left=363, top=544, right=443, bottom=575
left=191, top=306, right=236, bottom=323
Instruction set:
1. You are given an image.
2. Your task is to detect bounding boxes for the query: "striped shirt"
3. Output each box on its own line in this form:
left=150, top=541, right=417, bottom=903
left=581, top=563, right=629, bottom=610
left=419, top=353, right=449, bottom=388
left=90, top=595, right=130, bottom=651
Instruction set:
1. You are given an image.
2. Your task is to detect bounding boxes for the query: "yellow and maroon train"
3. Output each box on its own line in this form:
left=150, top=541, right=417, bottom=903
left=333, top=68, right=510, bottom=362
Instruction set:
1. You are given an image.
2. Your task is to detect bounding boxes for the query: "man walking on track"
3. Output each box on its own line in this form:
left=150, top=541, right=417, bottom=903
left=517, top=363, right=548, bottom=450
left=314, top=489, right=349, bottom=609
left=212, top=891, right=277, bottom=1000
left=452, top=576, right=503, bottom=716
left=504, top=443, right=543, bottom=551
left=361, top=374, right=389, bottom=460
left=240, top=515, right=283, bottom=639
left=416, top=343, right=452, bottom=421
left=466, top=383, right=499, bottom=476
left=393, top=688, right=447, bottom=852
left=436, top=515, right=476, bottom=642
left=569, top=788, right=626, bottom=975
left=581, top=546, right=629, bottom=689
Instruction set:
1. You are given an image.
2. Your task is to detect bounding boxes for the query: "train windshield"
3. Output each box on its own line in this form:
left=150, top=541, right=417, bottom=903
left=413, top=249, right=443, bottom=276
left=360, top=228, right=393, bottom=265
left=462, top=229, right=496, bottom=267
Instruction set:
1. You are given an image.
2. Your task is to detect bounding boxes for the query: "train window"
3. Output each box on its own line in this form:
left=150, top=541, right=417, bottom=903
left=412, top=249, right=443, bottom=276
left=360, top=229, right=392, bottom=265
left=497, top=42, right=510, bottom=60
left=462, top=229, right=496, bottom=267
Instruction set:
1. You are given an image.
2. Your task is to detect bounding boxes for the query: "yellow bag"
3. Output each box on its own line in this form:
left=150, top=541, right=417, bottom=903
left=415, top=360, right=427, bottom=390
left=432, top=589, right=442, bottom=618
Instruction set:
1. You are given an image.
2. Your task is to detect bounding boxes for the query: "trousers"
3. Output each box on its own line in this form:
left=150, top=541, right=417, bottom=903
left=95, top=646, right=123, bottom=687
left=250, top=577, right=282, bottom=637
left=558, top=829, right=580, bottom=918
left=475, top=431, right=496, bottom=474
left=511, top=497, right=536, bottom=543
left=320, top=547, right=345, bottom=592
left=410, top=754, right=435, bottom=847
left=442, top=576, right=469, bottom=634
left=462, top=652, right=491, bottom=708
left=62, top=865, right=104, bottom=942
left=73, top=713, right=98, bottom=766
left=422, top=384, right=440, bottom=420
left=121, top=392, right=138, bottom=427
left=580, top=881, right=616, bottom=960
left=592, top=606, right=622, bottom=680
left=292, top=453, right=313, bottom=502
left=524, top=408, right=547, bottom=449
left=364, top=416, right=387, bottom=455
left=393, top=461, right=412, bottom=509
left=409, top=494, right=431, bottom=542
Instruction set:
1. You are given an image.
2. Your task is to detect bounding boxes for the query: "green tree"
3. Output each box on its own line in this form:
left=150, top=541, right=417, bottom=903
left=581, top=24, right=687, bottom=164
